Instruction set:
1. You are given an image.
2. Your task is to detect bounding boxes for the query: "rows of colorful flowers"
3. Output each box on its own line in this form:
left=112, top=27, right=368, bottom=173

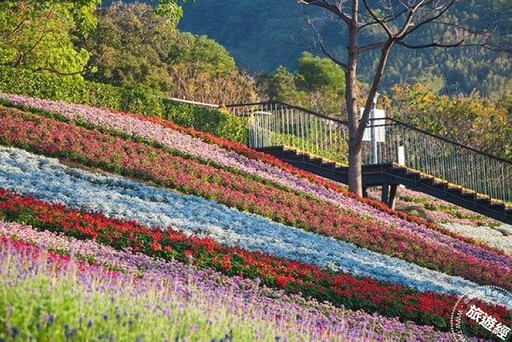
left=0, top=221, right=455, bottom=340
left=0, top=92, right=503, bottom=260
left=440, top=222, right=512, bottom=254
left=1, top=96, right=511, bottom=340
left=0, top=146, right=494, bottom=297
left=0, top=105, right=510, bottom=292
left=1, top=187, right=510, bottom=336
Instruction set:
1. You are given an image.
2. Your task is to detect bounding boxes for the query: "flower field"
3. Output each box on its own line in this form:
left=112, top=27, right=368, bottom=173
left=1, top=187, right=511, bottom=334
left=0, top=106, right=510, bottom=288
left=0, top=94, right=511, bottom=340
left=1, top=92, right=503, bottom=258
left=0, top=147, right=494, bottom=297
left=0, top=222, right=457, bottom=341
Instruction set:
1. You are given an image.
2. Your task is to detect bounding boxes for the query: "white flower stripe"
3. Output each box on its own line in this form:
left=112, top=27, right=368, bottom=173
left=0, top=146, right=491, bottom=298
left=441, top=223, right=512, bottom=255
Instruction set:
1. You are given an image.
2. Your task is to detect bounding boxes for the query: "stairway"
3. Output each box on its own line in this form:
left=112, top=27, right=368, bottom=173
left=258, top=146, right=512, bottom=225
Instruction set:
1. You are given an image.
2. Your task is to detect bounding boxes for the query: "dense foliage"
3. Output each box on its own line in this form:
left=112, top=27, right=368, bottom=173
left=257, top=52, right=346, bottom=115
left=0, top=0, right=100, bottom=74
left=0, top=66, right=247, bottom=142
left=178, top=0, right=512, bottom=96
left=391, top=83, right=512, bottom=160
left=2, top=2, right=511, bottom=340
left=82, top=2, right=257, bottom=104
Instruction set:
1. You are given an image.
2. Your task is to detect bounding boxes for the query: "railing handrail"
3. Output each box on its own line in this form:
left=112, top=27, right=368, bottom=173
left=165, top=97, right=220, bottom=108
left=226, top=100, right=348, bottom=125
left=373, top=117, right=512, bottom=166
left=227, top=100, right=512, bottom=166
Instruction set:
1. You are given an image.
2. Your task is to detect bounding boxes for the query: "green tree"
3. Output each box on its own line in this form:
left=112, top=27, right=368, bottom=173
left=0, top=0, right=100, bottom=74
left=297, top=52, right=345, bottom=114
left=167, top=31, right=257, bottom=103
left=257, top=52, right=346, bottom=115
left=297, top=52, right=343, bottom=93
left=257, top=66, right=306, bottom=104
left=84, top=2, right=256, bottom=103
left=82, top=1, right=175, bottom=92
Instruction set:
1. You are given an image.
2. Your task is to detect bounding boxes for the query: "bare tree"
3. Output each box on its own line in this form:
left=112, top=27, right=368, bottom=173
left=299, top=0, right=498, bottom=196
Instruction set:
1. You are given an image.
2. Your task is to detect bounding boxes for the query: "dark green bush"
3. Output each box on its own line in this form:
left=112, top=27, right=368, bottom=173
left=0, top=66, right=247, bottom=142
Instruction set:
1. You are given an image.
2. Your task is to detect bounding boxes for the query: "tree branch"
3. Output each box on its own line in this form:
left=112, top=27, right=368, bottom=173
left=429, top=20, right=494, bottom=36
left=299, top=0, right=352, bottom=25
left=356, top=40, right=394, bottom=140
left=358, top=7, right=408, bottom=29
left=309, top=18, right=349, bottom=70
left=11, top=27, right=49, bottom=67
left=397, top=39, right=467, bottom=49
left=482, top=42, right=512, bottom=53
left=358, top=41, right=386, bottom=53
left=395, top=0, right=427, bottom=38
left=361, top=0, right=393, bottom=36
left=1, top=20, right=26, bottom=41
left=399, top=0, right=457, bottom=37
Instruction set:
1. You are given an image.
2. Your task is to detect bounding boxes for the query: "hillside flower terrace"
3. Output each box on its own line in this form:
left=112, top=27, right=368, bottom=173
left=0, top=93, right=510, bottom=340
left=0, top=105, right=509, bottom=289
left=1, top=0, right=512, bottom=338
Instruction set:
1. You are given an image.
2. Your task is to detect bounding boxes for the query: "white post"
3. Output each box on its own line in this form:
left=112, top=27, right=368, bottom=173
left=398, top=145, right=405, bottom=165
left=371, top=92, right=380, bottom=164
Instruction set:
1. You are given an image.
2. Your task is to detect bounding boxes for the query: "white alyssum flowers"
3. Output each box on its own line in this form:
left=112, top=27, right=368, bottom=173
left=441, top=223, right=512, bottom=255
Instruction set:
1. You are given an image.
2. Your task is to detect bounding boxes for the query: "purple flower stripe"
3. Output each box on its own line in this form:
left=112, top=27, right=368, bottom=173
left=0, top=220, right=453, bottom=341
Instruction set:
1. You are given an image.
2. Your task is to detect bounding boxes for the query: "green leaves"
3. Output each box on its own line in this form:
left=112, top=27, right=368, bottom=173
left=297, top=52, right=344, bottom=96
left=257, top=52, right=346, bottom=115
left=154, top=0, right=184, bottom=25
left=0, top=0, right=101, bottom=74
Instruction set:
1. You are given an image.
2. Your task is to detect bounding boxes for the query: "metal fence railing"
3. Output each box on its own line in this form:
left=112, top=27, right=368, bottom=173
left=227, top=102, right=349, bottom=165
left=364, top=118, right=512, bottom=204
left=226, top=101, right=512, bottom=205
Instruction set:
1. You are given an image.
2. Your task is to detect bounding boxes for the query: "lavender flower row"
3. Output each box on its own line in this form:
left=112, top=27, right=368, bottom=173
left=0, top=220, right=454, bottom=341
left=0, top=92, right=508, bottom=269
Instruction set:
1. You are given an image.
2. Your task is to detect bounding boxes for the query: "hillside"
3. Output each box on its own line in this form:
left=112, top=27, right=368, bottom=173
left=177, top=0, right=512, bottom=95
left=0, top=85, right=511, bottom=339
left=2, top=2, right=512, bottom=339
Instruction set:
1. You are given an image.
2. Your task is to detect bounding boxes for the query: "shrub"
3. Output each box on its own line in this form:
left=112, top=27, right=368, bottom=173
left=0, top=66, right=247, bottom=142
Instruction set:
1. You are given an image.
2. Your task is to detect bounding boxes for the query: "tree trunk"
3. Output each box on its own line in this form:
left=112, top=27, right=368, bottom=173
left=347, top=38, right=393, bottom=197
left=348, top=136, right=363, bottom=195
left=345, top=10, right=362, bottom=196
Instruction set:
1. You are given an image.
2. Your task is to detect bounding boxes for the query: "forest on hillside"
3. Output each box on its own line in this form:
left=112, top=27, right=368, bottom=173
left=177, top=0, right=512, bottom=96
left=102, top=0, right=512, bottom=95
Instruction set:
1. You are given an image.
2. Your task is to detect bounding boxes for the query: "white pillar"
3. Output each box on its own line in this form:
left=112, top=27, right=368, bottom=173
left=371, top=92, right=380, bottom=164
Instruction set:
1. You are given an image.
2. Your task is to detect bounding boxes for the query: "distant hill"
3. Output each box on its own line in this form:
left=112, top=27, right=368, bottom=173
left=108, top=0, right=512, bottom=95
